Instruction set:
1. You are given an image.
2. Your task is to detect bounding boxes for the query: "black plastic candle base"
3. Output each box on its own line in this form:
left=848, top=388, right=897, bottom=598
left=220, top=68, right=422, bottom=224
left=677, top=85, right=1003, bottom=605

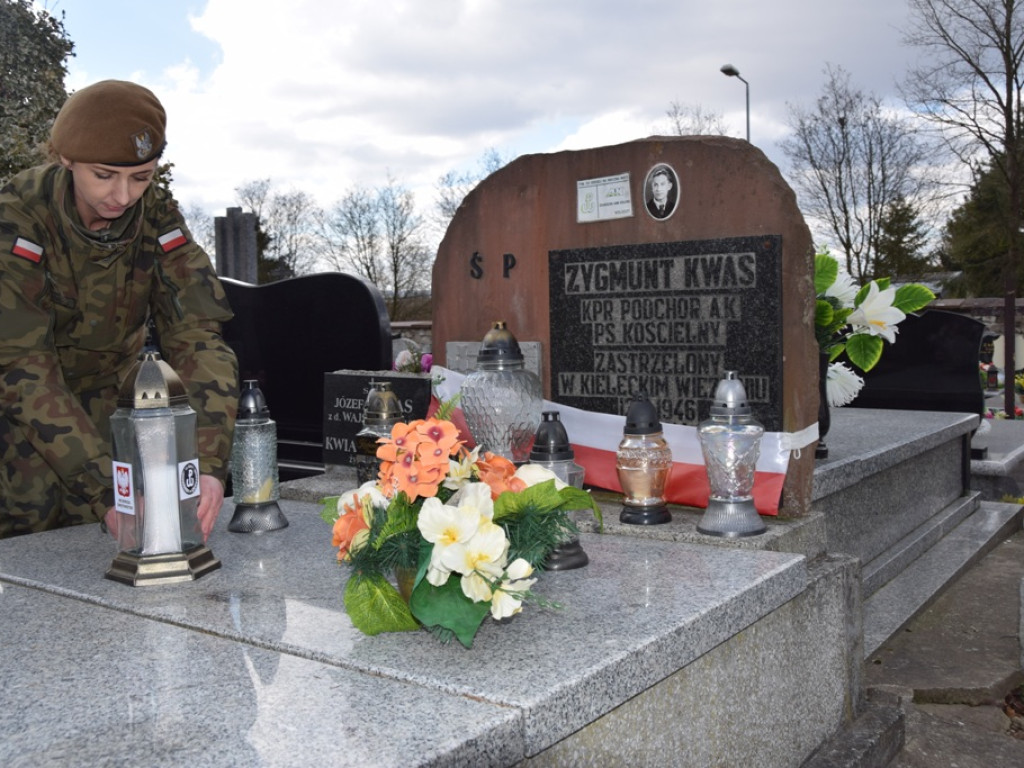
left=543, top=538, right=590, bottom=570
left=619, top=503, right=671, bottom=525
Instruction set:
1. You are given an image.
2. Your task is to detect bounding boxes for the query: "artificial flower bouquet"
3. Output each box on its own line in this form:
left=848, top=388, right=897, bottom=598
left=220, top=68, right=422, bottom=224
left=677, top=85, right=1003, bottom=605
left=814, top=250, right=935, bottom=407
left=321, top=406, right=601, bottom=648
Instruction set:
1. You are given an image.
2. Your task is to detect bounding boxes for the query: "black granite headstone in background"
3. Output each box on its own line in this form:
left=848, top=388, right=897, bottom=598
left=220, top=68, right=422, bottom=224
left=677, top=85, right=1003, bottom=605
left=548, top=235, right=783, bottom=431
left=322, top=372, right=432, bottom=468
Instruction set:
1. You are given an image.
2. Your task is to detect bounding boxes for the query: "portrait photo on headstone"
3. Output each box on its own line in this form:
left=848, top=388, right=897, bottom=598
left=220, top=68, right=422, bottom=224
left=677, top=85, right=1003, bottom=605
left=644, top=163, right=678, bottom=220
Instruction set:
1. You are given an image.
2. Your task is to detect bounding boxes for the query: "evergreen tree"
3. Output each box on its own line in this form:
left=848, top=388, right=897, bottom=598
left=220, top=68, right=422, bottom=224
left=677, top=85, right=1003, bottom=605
left=941, top=159, right=1019, bottom=297
left=0, top=0, right=74, bottom=183
left=873, top=197, right=932, bottom=278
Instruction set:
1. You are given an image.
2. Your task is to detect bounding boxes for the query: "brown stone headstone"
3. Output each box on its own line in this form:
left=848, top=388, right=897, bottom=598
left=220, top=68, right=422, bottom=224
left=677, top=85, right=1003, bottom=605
left=432, top=136, right=818, bottom=516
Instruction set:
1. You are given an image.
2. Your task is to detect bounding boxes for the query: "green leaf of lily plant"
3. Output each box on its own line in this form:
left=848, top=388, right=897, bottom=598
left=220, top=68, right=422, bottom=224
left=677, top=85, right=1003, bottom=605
left=845, top=333, right=884, bottom=372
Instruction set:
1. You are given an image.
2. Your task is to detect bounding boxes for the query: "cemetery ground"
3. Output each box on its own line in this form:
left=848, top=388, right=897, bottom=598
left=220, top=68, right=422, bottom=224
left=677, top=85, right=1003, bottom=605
left=865, top=529, right=1024, bottom=767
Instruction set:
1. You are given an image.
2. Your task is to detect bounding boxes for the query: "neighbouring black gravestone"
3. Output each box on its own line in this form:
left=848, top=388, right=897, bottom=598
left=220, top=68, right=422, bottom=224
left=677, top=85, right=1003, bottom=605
left=221, top=273, right=392, bottom=478
left=549, top=235, right=783, bottom=430
left=846, top=309, right=986, bottom=416
left=322, top=372, right=432, bottom=468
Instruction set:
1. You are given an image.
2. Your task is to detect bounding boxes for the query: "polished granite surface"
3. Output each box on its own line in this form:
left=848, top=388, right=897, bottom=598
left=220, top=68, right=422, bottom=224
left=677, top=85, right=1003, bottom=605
left=0, top=500, right=807, bottom=766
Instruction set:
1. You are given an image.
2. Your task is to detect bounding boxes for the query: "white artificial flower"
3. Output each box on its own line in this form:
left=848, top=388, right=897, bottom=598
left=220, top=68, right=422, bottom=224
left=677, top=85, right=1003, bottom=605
left=455, top=480, right=495, bottom=522
left=512, top=463, right=567, bottom=490
left=417, top=497, right=480, bottom=586
left=443, top=446, right=480, bottom=490
left=336, top=481, right=388, bottom=517
left=825, top=270, right=858, bottom=307
left=490, top=558, right=537, bottom=620
left=439, top=521, right=508, bottom=601
left=847, top=281, right=905, bottom=343
left=826, top=362, right=864, bottom=407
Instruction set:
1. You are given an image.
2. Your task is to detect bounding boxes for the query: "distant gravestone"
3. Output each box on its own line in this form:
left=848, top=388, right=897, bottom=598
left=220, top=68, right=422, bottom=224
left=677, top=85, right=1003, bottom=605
left=322, top=371, right=432, bottom=468
left=432, top=136, right=818, bottom=515
left=846, top=310, right=986, bottom=417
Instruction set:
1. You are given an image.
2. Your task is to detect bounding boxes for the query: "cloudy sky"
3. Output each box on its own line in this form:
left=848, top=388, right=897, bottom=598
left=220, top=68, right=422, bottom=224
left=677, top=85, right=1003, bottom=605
left=50, top=0, right=923, bottom=227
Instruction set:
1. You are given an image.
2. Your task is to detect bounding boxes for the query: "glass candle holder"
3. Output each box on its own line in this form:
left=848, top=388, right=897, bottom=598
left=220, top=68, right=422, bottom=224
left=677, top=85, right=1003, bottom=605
left=697, top=371, right=767, bottom=537
left=461, top=321, right=542, bottom=463
left=616, top=393, right=672, bottom=525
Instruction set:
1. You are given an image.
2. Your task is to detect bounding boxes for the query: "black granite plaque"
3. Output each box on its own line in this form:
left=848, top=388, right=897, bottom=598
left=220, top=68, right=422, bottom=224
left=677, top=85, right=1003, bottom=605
left=548, top=236, right=783, bottom=430
left=322, top=372, right=432, bottom=467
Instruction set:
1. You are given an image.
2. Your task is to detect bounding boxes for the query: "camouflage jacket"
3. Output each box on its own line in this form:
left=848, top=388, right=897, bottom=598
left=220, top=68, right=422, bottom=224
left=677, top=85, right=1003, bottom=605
left=0, top=164, right=239, bottom=517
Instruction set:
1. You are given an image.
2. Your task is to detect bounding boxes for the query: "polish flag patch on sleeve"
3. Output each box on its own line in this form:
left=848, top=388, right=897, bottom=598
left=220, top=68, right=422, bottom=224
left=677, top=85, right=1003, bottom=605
left=12, top=237, right=44, bottom=263
left=158, top=227, right=189, bottom=253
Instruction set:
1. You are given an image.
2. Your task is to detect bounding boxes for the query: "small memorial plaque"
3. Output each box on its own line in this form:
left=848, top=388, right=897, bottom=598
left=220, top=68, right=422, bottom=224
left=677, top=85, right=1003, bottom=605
left=548, top=235, right=783, bottom=430
left=322, top=371, right=432, bottom=467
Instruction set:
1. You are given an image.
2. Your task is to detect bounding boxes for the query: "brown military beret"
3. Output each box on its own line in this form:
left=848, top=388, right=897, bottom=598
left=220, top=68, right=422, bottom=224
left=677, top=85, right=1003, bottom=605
left=50, top=80, right=166, bottom=166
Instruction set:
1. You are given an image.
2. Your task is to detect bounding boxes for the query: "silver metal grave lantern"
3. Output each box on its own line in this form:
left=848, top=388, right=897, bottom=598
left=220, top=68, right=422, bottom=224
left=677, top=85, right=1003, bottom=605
left=227, top=380, right=288, bottom=533
left=106, top=350, right=221, bottom=586
left=529, top=411, right=588, bottom=570
left=353, top=380, right=404, bottom=485
left=616, top=393, right=673, bottom=525
left=461, top=321, right=543, bottom=463
left=697, top=371, right=767, bottom=538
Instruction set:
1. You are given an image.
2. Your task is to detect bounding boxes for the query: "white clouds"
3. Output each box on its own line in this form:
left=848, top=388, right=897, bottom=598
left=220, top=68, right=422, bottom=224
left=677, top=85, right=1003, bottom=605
left=58, top=0, right=920, bottom=219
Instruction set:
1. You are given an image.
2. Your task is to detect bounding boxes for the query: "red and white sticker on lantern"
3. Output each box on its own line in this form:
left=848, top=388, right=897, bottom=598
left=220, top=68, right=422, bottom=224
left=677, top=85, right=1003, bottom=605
left=113, top=461, right=135, bottom=514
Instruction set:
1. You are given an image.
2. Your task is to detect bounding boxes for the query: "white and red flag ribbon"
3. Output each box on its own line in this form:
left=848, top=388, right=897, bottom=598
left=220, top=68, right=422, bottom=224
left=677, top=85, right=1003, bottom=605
left=429, top=366, right=812, bottom=516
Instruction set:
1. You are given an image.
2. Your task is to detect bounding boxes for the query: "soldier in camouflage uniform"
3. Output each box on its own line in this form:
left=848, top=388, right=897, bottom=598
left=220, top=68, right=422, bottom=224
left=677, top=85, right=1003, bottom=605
left=0, top=80, right=239, bottom=539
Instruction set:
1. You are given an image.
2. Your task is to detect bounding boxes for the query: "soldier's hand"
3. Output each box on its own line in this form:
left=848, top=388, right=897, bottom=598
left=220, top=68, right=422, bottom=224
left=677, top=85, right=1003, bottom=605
left=197, top=475, right=224, bottom=541
left=103, top=507, right=119, bottom=538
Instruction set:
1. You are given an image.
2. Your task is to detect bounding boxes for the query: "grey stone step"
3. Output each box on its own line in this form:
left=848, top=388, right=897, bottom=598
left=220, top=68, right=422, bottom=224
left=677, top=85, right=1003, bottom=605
left=861, top=493, right=979, bottom=597
left=862, top=501, right=1023, bottom=658
left=800, top=701, right=904, bottom=768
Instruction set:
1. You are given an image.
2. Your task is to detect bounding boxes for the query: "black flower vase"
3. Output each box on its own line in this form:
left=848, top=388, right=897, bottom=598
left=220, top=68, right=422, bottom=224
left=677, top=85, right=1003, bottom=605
left=816, top=351, right=830, bottom=459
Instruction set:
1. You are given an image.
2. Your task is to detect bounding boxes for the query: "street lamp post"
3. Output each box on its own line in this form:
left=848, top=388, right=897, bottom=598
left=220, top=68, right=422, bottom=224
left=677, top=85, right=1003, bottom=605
left=720, top=63, right=749, bottom=142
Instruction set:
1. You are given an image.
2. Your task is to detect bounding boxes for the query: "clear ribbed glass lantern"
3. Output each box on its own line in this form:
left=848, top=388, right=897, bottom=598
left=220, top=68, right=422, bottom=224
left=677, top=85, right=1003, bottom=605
left=697, top=371, right=767, bottom=538
left=461, top=321, right=543, bottom=463
left=616, top=393, right=673, bottom=525
left=107, top=350, right=221, bottom=586
left=354, top=381, right=404, bottom=485
left=228, top=380, right=288, bottom=533
left=529, top=411, right=588, bottom=570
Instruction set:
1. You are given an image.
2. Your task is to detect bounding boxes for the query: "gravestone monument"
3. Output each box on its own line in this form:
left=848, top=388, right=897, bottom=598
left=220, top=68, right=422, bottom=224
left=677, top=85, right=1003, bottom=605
left=432, top=136, right=818, bottom=515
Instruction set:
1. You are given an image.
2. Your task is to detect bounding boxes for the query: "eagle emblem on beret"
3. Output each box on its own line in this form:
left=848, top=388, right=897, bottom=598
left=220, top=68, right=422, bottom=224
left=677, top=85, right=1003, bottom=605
left=131, top=130, right=153, bottom=160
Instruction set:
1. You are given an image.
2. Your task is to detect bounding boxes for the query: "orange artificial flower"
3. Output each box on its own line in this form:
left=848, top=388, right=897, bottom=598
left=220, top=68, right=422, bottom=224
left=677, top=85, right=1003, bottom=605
left=475, top=451, right=526, bottom=499
left=391, top=453, right=446, bottom=501
left=332, top=495, right=371, bottom=561
left=415, top=419, right=462, bottom=467
left=376, top=421, right=424, bottom=463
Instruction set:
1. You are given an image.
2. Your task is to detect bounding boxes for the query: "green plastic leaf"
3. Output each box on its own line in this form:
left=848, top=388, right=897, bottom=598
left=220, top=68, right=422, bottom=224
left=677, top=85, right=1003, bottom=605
left=893, top=284, right=935, bottom=314
left=493, top=479, right=563, bottom=521
left=845, top=333, right=884, bottom=372
left=813, top=253, right=839, bottom=295
left=344, top=572, right=420, bottom=635
left=409, top=573, right=490, bottom=649
left=556, top=486, right=603, bottom=529
left=320, top=496, right=340, bottom=524
left=816, top=298, right=835, bottom=328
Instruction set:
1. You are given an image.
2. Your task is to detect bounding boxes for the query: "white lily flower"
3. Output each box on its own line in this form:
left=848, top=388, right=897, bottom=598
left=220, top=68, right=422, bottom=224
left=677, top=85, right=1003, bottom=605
left=847, top=281, right=905, bottom=343
left=826, top=362, right=864, bottom=407
left=490, top=558, right=537, bottom=620
left=825, top=270, right=858, bottom=307
left=417, top=497, right=480, bottom=586
left=513, top=463, right=567, bottom=490
left=336, top=481, right=388, bottom=518
left=439, top=521, right=508, bottom=601
left=456, top=481, right=495, bottom=522
left=443, top=446, right=480, bottom=490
